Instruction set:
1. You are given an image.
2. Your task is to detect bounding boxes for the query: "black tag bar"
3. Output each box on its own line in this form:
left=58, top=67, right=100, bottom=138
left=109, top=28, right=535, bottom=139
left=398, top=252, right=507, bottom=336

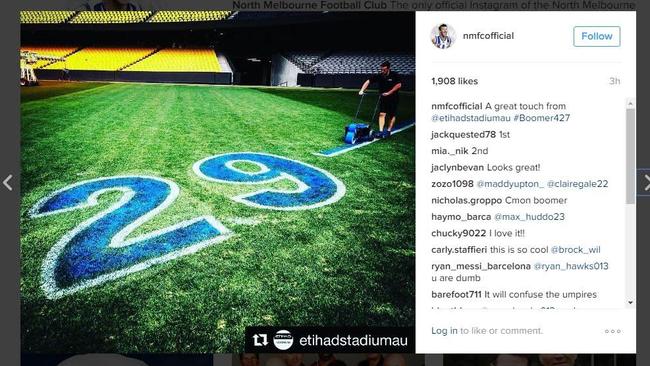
left=244, top=327, right=414, bottom=353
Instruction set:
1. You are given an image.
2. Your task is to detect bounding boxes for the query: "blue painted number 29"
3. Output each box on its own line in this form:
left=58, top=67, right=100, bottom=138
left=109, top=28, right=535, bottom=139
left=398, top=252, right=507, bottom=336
left=29, top=153, right=345, bottom=299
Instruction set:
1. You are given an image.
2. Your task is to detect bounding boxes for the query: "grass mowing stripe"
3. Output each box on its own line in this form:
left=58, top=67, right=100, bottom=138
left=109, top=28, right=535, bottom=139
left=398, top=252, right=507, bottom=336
left=20, top=81, right=113, bottom=104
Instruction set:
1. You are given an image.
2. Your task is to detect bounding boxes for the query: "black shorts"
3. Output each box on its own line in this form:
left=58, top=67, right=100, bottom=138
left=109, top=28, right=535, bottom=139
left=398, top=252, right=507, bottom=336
left=379, top=95, right=399, bottom=116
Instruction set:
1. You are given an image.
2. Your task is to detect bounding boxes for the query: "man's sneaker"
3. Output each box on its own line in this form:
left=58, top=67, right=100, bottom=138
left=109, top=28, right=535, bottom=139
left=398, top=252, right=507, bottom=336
left=385, top=130, right=392, bottom=137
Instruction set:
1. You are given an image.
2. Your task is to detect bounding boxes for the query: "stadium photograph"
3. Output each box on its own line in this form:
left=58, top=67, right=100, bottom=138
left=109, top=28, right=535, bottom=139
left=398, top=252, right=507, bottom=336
left=20, top=10, right=415, bottom=353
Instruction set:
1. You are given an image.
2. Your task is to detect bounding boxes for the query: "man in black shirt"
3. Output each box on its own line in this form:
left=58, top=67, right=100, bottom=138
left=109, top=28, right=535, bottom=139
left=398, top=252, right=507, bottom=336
left=359, top=60, right=402, bottom=138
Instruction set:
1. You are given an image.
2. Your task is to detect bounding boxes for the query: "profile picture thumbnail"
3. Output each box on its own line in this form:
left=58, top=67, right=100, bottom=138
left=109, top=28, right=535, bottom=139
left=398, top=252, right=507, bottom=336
left=431, top=23, right=456, bottom=49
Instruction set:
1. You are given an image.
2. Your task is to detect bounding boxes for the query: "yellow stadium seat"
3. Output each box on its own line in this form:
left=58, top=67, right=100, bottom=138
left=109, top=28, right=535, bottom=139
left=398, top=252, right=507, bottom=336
left=20, top=11, right=75, bottom=24
left=43, top=47, right=157, bottom=71
left=20, top=11, right=232, bottom=24
left=69, top=11, right=151, bottom=24
left=124, top=48, right=222, bottom=72
left=147, top=11, right=232, bottom=23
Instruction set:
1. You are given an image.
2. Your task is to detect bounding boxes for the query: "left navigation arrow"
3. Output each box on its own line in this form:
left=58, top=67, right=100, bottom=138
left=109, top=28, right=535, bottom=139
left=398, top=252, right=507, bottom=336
left=3, top=175, right=13, bottom=191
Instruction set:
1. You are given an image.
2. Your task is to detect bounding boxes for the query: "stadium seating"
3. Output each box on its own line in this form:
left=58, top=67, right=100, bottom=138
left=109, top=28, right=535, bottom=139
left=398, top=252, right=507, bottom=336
left=286, top=52, right=415, bottom=75
left=124, top=48, right=221, bottom=72
left=21, top=45, right=223, bottom=73
left=43, top=47, right=157, bottom=71
left=20, top=11, right=75, bottom=24
left=284, top=52, right=327, bottom=71
left=69, top=11, right=152, bottom=24
left=20, top=46, right=79, bottom=69
left=20, top=11, right=233, bottom=24
left=147, top=11, right=231, bottom=23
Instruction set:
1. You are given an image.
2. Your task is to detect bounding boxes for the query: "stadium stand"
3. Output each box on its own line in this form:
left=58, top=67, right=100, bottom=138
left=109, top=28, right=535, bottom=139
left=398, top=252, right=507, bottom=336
left=68, top=11, right=152, bottom=24
left=19, top=11, right=318, bottom=25
left=147, top=11, right=231, bottom=23
left=21, top=11, right=411, bottom=87
left=43, top=47, right=158, bottom=71
left=124, top=48, right=221, bottom=72
left=20, top=11, right=232, bottom=24
left=20, top=46, right=79, bottom=69
left=20, top=11, right=76, bottom=24
left=283, top=52, right=329, bottom=72
left=285, top=52, right=415, bottom=75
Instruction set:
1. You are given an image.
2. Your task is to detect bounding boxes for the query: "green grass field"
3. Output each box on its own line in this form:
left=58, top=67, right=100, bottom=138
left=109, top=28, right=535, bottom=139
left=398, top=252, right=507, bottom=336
left=20, top=81, right=415, bottom=353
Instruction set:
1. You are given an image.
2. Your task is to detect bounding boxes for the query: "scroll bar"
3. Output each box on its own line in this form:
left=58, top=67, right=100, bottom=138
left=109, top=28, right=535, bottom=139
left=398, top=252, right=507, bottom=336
left=625, top=98, right=636, bottom=308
